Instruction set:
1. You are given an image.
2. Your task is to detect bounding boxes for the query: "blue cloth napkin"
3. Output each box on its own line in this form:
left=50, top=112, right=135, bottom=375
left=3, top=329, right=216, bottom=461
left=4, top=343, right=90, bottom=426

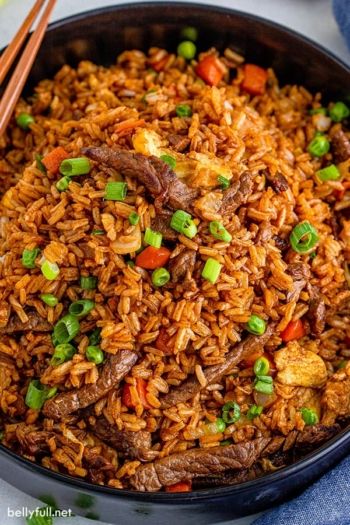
left=333, top=0, right=350, bottom=50
left=252, top=454, right=350, bottom=525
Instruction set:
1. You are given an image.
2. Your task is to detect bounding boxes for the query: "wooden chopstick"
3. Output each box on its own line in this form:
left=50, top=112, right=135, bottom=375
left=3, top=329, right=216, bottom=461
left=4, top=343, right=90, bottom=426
left=0, top=0, right=46, bottom=86
left=0, top=0, right=56, bottom=137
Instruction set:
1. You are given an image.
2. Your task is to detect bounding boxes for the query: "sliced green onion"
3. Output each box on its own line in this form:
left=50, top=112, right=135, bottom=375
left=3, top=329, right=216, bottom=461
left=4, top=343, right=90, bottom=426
left=25, top=380, right=56, bottom=410
left=218, top=175, right=230, bottom=189
left=41, top=259, right=60, bottom=281
left=35, top=154, right=47, bottom=174
left=105, top=181, right=127, bottom=201
left=201, top=257, right=222, bottom=284
left=170, top=209, right=197, bottom=238
left=75, top=494, right=94, bottom=509
left=16, top=112, right=35, bottom=130
left=300, top=407, right=319, bottom=425
left=177, top=40, right=197, bottom=60
left=53, top=314, right=80, bottom=344
left=22, top=248, right=40, bottom=269
left=254, top=376, right=274, bottom=395
left=254, top=375, right=273, bottom=383
left=289, top=221, right=319, bottom=253
left=80, top=275, right=97, bottom=290
left=152, top=267, right=170, bottom=287
left=180, top=26, right=198, bottom=41
left=126, top=260, right=135, bottom=268
left=246, top=315, right=267, bottom=336
left=160, top=154, right=176, bottom=169
left=40, top=294, right=58, bottom=307
left=144, top=227, right=162, bottom=248
left=26, top=506, right=53, bottom=525
left=253, top=357, right=270, bottom=376
left=176, top=104, right=192, bottom=118
left=69, top=299, right=95, bottom=318
left=307, top=134, right=330, bottom=157
left=45, top=386, right=57, bottom=400
left=59, top=157, right=91, bottom=177
left=309, top=107, right=327, bottom=115
left=247, top=405, right=263, bottom=420
left=89, top=328, right=101, bottom=346
left=128, top=212, right=140, bottom=225
left=51, top=333, right=60, bottom=347
left=86, top=346, right=104, bottom=364
left=337, top=360, right=347, bottom=369
left=209, top=221, right=232, bottom=242
left=50, top=343, right=76, bottom=366
left=204, top=417, right=226, bottom=435
left=316, top=164, right=341, bottom=182
left=220, top=439, right=232, bottom=446
left=56, top=176, right=71, bottom=192
left=91, top=229, right=105, bottom=235
left=329, top=101, right=350, bottom=122
left=222, top=401, right=241, bottom=424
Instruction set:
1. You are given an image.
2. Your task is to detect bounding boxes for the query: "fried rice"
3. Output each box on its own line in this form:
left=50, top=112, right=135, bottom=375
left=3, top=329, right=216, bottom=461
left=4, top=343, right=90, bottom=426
left=0, top=42, right=349, bottom=492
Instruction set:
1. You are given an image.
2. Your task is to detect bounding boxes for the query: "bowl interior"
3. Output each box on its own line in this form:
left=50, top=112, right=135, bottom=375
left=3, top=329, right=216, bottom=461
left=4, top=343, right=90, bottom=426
left=26, top=2, right=350, bottom=100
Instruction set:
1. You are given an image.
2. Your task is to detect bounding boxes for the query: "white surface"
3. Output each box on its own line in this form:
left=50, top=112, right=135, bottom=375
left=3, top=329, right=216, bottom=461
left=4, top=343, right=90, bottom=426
left=0, top=1, right=349, bottom=524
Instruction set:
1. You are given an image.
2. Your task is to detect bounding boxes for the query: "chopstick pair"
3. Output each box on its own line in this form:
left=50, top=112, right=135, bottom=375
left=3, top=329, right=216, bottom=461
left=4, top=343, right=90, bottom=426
left=0, top=0, right=56, bottom=137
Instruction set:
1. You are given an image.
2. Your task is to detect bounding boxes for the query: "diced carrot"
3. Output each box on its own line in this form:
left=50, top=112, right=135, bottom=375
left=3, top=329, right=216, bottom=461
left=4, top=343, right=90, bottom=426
left=241, top=64, right=268, bottom=96
left=243, top=349, right=264, bottom=367
left=122, top=384, right=133, bottom=409
left=165, top=481, right=192, bottom=493
left=152, top=55, right=169, bottom=72
left=42, top=146, right=69, bottom=174
left=136, top=246, right=171, bottom=269
left=280, top=319, right=305, bottom=343
left=333, top=181, right=350, bottom=201
left=155, top=328, right=173, bottom=355
left=122, top=378, right=151, bottom=409
left=195, top=55, right=224, bottom=86
left=115, top=119, right=145, bottom=137
left=245, top=352, right=275, bottom=372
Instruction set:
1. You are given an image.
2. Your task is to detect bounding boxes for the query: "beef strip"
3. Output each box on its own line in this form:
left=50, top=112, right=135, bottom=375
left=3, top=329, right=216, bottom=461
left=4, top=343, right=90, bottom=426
left=219, top=171, right=253, bottom=216
left=0, top=311, right=51, bottom=334
left=286, top=262, right=311, bottom=303
left=332, top=129, right=350, bottom=163
left=161, top=325, right=274, bottom=408
left=130, top=437, right=270, bottom=491
left=265, top=172, right=289, bottom=193
left=193, top=424, right=340, bottom=489
left=307, top=294, right=326, bottom=336
left=273, top=235, right=289, bottom=252
left=168, top=249, right=196, bottom=283
left=151, top=209, right=178, bottom=242
left=82, top=147, right=198, bottom=213
left=167, top=133, right=190, bottom=152
left=43, top=350, right=138, bottom=420
left=294, top=423, right=340, bottom=450
left=83, top=448, right=117, bottom=483
left=193, top=465, right=263, bottom=489
left=89, top=415, right=158, bottom=461
left=15, top=427, right=54, bottom=455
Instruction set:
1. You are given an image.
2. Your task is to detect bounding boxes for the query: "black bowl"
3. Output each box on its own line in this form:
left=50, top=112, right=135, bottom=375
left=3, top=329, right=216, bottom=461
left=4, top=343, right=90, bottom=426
left=1, top=3, right=350, bottom=523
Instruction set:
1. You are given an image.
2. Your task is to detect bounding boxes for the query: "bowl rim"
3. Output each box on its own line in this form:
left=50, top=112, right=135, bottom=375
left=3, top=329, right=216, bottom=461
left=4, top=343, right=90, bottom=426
left=1, top=0, right=349, bottom=502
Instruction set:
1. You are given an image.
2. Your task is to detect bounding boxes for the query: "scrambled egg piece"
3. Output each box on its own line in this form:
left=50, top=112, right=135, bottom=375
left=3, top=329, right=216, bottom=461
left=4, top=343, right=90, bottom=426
left=132, top=129, right=233, bottom=188
left=275, top=341, right=327, bottom=388
left=132, top=128, right=163, bottom=157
